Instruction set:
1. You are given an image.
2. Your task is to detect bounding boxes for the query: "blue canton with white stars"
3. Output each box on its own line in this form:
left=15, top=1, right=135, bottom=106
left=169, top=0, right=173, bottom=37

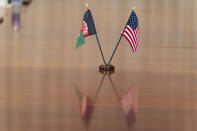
left=127, top=10, right=138, bottom=30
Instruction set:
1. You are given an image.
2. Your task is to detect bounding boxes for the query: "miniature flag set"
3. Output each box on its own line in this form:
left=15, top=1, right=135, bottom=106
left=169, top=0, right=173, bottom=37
left=75, top=5, right=140, bottom=72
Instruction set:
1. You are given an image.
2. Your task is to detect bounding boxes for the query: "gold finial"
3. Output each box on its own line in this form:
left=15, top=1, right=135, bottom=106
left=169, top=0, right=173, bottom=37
left=133, top=5, right=136, bottom=10
left=86, top=3, right=89, bottom=9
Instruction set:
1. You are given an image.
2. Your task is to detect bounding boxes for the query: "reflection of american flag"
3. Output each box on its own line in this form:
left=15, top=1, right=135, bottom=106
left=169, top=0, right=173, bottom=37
left=80, top=95, right=87, bottom=115
left=122, top=10, right=140, bottom=52
left=121, top=85, right=137, bottom=114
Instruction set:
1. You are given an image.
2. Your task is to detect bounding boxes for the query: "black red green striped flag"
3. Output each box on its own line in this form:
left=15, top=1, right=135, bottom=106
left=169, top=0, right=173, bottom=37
left=75, top=9, right=96, bottom=49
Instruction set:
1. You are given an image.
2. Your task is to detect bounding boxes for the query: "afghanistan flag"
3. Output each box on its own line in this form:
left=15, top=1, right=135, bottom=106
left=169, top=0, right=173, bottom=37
left=75, top=9, right=97, bottom=49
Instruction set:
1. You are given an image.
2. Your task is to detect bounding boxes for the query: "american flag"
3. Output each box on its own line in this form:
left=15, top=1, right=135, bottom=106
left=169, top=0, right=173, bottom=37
left=122, top=10, right=140, bottom=52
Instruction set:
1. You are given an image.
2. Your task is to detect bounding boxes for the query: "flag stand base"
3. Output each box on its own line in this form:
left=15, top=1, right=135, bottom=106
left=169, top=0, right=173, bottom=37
left=0, top=17, right=3, bottom=24
left=99, top=64, right=115, bottom=74
left=22, top=0, right=32, bottom=5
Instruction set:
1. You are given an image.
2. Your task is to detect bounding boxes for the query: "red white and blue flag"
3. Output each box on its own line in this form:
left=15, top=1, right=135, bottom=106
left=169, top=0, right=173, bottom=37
left=122, top=10, right=140, bottom=52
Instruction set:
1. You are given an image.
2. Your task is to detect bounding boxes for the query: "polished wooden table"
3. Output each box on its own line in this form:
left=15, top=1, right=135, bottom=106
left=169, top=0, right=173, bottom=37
left=0, top=0, right=197, bottom=131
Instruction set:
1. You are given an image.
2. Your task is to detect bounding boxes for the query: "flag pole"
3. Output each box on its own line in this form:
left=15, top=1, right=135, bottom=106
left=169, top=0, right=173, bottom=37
left=94, top=74, right=105, bottom=100
left=108, top=11, right=134, bottom=65
left=108, top=74, right=121, bottom=101
left=108, top=34, right=124, bottom=65
left=95, top=34, right=106, bottom=64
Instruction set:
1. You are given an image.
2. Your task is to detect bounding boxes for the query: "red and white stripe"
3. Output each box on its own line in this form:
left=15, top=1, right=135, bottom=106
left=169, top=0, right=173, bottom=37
left=122, top=25, right=140, bottom=52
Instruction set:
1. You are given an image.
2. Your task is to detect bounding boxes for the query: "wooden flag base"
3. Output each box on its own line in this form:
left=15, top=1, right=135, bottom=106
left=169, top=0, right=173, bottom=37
left=0, top=17, right=3, bottom=24
left=99, top=64, right=115, bottom=74
left=22, top=0, right=32, bottom=5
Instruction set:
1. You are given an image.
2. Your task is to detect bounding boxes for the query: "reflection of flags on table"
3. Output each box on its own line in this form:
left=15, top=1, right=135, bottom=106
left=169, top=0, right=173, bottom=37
left=121, top=85, right=137, bottom=129
left=122, top=10, right=140, bottom=52
left=80, top=95, right=94, bottom=129
left=75, top=88, right=94, bottom=129
left=121, top=85, right=137, bottom=114
left=80, top=95, right=88, bottom=115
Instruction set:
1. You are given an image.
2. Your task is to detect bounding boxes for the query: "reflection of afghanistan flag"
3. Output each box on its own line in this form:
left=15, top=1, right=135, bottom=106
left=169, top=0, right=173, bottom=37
left=75, top=9, right=97, bottom=49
